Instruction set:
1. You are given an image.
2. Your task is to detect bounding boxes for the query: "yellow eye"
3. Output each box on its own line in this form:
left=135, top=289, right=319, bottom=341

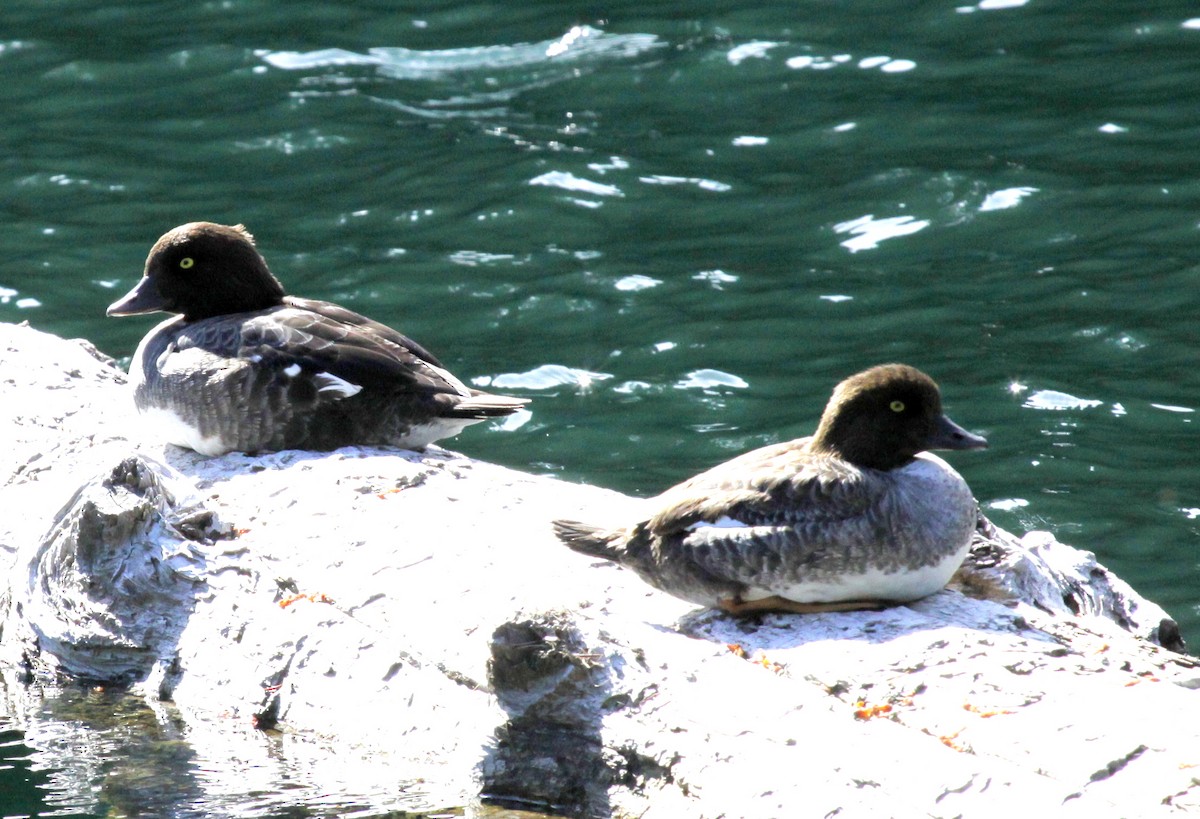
left=179, top=257, right=195, bottom=270
left=890, top=400, right=906, bottom=413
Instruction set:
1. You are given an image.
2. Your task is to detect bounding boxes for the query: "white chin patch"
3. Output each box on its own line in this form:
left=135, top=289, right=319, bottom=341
left=313, top=372, right=363, bottom=398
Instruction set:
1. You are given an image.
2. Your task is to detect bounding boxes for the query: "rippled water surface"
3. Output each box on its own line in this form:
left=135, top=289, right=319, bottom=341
left=3, top=1, right=1200, bottom=815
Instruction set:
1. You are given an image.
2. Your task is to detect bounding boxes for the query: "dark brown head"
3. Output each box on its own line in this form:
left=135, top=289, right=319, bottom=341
left=810, top=364, right=987, bottom=471
left=107, top=222, right=286, bottom=322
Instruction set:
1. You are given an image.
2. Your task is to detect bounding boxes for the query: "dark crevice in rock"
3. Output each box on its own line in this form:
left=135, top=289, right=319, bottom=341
left=1088, top=744, right=1148, bottom=784
left=607, top=743, right=683, bottom=795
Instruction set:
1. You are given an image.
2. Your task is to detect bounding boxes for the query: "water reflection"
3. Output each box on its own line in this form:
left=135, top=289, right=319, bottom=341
left=1022, top=389, right=1104, bottom=412
left=262, top=27, right=665, bottom=79
left=528, top=171, right=623, bottom=199
left=674, top=369, right=750, bottom=391
left=480, top=364, right=613, bottom=391
left=260, top=25, right=667, bottom=125
left=0, top=670, right=455, bottom=818
left=979, top=187, right=1038, bottom=212
left=833, top=213, right=931, bottom=252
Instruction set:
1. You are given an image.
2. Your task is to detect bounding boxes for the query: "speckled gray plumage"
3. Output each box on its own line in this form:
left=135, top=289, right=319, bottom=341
left=111, top=222, right=526, bottom=455
left=554, top=364, right=986, bottom=613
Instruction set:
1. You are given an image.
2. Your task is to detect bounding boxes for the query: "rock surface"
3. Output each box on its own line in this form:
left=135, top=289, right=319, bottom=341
left=1, top=320, right=1198, bottom=818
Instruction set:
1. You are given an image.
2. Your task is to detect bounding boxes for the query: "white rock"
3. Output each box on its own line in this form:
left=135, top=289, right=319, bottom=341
left=0, top=320, right=1197, bottom=817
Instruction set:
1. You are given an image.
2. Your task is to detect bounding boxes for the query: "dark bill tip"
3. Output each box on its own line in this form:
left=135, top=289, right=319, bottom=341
left=929, top=413, right=988, bottom=451
left=106, top=276, right=163, bottom=317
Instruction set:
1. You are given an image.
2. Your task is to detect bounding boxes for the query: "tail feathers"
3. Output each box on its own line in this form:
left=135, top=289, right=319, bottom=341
left=552, top=519, right=625, bottom=562
left=449, top=391, right=530, bottom=419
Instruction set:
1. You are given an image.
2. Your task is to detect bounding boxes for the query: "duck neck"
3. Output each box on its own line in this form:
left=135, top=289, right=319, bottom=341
left=810, top=418, right=913, bottom=472
left=185, top=267, right=285, bottom=322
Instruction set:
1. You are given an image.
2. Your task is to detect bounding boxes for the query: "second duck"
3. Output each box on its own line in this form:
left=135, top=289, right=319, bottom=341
left=553, top=364, right=987, bottom=615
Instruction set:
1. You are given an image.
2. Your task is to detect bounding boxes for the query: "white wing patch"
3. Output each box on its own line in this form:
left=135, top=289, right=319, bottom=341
left=685, top=515, right=749, bottom=532
left=283, top=363, right=301, bottom=377
left=314, top=372, right=363, bottom=398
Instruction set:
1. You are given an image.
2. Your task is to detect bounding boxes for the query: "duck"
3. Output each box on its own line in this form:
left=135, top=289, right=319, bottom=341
left=107, top=221, right=528, bottom=455
left=553, top=364, right=987, bottom=615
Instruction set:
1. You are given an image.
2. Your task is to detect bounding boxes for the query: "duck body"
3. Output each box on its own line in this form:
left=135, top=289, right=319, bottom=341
left=109, top=222, right=527, bottom=455
left=554, top=364, right=987, bottom=614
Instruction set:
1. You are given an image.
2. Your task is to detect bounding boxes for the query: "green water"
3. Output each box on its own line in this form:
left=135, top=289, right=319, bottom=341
left=2, top=1, right=1199, bottom=815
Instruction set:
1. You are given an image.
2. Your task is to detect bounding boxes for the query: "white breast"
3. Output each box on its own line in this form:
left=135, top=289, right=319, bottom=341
left=751, top=453, right=977, bottom=604
left=742, top=551, right=969, bottom=604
